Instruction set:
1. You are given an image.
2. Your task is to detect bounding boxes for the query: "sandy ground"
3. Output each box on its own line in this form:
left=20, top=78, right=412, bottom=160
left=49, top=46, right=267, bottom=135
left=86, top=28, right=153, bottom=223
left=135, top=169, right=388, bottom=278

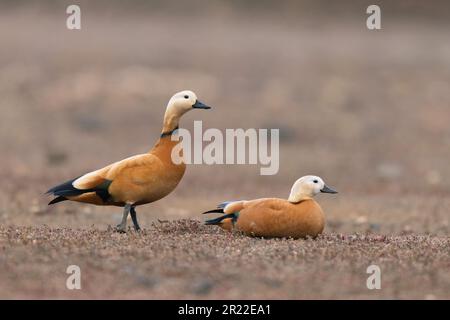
left=1, top=222, right=449, bottom=299
left=0, top=3, right=449, bottom=299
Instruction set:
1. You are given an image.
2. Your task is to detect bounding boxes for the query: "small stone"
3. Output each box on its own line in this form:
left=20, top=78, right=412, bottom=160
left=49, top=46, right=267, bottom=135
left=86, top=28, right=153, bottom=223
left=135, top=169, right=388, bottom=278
left=355, top=216, right=368, bottom=224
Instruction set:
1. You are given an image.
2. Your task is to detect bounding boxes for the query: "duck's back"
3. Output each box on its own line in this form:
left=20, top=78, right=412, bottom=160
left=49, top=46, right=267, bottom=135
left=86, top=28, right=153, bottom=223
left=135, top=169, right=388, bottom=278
left=234, top=198, right=325, bottom=238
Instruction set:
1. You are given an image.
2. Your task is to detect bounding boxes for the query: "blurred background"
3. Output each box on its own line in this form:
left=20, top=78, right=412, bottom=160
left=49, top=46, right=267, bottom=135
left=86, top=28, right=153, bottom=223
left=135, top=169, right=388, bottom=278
left=0, top=0, right=449, bottom=235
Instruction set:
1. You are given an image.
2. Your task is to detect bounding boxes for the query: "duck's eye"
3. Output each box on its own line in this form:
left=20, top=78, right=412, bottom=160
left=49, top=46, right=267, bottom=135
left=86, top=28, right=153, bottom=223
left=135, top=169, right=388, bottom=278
left=184, top=95, right=189, bottom=99
left=313, top=180, right=318, bottom=183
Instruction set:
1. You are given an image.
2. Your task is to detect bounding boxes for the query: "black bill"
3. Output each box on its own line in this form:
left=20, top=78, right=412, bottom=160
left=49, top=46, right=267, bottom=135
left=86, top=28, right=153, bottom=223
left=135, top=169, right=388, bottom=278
left=321, top=185, right=338, bottom=194
left=192, top=100, right=211, bottom=109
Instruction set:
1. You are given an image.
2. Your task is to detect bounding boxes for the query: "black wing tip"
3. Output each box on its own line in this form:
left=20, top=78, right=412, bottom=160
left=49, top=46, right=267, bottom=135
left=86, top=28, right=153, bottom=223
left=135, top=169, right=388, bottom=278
left=46, top=177, right=83, bottom=197
left=48, top=196, right=67, bottom=205
left=202, top=209, right=224, bottom=215
left=46, top=176, right=112, bottom=204
left=204, top=219, right=219, bottom=226
left=46, top=175, right=83, bottom=194
left=203, top=200, right=241, bottom=214
left=205, top=213, right=236, bottom=225
left=46, top=185, right=59, bottom=195
left=204, top=216, right=224, bottom=225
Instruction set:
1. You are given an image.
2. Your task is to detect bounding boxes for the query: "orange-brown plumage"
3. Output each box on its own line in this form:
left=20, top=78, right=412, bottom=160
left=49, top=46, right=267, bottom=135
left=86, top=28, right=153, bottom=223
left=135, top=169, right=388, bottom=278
left=221, top=199, right=324, bottom=238
left=66, top=138, right=186, bottom=207
left=204, top=175, right=337, bottom=238
left=47, top=90, right=211, bottom=231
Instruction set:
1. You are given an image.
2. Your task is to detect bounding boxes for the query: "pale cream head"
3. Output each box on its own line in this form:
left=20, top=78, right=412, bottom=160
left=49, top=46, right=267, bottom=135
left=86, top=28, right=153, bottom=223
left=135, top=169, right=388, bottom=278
left=288, top=175, right=337, bottom=203
left=162, top=90, right=211, bottom=132
left=166, top=90, right=198, bottom=116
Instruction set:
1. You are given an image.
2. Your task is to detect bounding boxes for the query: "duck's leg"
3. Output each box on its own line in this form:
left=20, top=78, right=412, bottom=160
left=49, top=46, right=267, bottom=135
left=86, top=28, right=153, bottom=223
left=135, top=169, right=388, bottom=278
left=116, top=204, right=131, bottom=233
left=130, top=206, right=141, bottom=231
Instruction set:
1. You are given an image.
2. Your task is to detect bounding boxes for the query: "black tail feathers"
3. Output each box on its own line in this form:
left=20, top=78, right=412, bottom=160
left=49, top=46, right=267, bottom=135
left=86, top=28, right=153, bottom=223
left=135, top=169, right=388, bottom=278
left=46, top=177, right=84, bottom=206
left=202, top=208, right=224, bottom=215
left=47, top=176, right=112, bottom=206
left=46, top=177, right=80, bottom=196
left=205, top=213, right=237, bottom=226
left=48, top=196, right=68, bottom=205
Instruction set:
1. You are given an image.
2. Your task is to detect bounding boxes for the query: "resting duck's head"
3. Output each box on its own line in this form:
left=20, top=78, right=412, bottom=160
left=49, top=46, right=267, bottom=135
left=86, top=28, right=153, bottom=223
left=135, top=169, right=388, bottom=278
left=288, top=175, right=337, bottom=203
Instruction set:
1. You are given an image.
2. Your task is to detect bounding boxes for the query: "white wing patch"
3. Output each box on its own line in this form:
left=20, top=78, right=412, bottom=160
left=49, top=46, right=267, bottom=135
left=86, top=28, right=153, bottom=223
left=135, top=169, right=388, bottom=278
left=224, top=200, right=246, bottom=214
left=72, top=154, right=149, bottom=189
left=73, top=170, right=103, bottom=189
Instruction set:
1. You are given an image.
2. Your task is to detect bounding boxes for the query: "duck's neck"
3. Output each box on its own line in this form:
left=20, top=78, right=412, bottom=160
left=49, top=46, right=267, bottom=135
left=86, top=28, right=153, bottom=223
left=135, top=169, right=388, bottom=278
left=161, top=111, right=181, bottom=135
left=288, top=192, right=312, bottom=204
left=160, top=126, right=179, bottom=138
left=150, top=111, right=183, bottom=160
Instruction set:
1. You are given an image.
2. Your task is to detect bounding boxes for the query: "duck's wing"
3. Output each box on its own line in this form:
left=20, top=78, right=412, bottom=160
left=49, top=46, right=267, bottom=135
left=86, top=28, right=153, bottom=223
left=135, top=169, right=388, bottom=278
left=46, top=154, right=156, bottom=205
left=202, top=200, right=244, bottom=226
left=202, top=200, right=245, bottom=214
left=203, top=199, right=279, bottom=226
left=46, top=165, right=113, bottom=205
left=238, top=199, right=325, bottom=238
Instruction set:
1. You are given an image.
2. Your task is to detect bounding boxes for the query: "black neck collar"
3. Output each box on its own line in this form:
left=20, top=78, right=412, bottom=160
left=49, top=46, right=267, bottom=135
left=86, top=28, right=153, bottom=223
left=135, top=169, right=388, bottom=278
left=160, top=126, right=179, bottom=138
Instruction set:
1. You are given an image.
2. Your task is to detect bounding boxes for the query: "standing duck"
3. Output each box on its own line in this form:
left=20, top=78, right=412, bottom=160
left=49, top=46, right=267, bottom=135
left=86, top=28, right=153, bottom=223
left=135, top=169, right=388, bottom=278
left=47, top=90, right=211, bottom=232
left=203, top=175, right=337, bottom=238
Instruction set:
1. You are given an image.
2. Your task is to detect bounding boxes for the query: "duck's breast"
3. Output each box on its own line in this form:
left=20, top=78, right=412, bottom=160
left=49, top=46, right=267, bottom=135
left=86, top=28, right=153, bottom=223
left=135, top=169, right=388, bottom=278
left=107, top=151, right=186, bottom=205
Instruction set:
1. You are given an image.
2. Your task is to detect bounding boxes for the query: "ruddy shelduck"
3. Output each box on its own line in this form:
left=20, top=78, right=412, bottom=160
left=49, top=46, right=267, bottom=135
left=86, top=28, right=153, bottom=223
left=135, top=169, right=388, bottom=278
left=47, top=90, right=211, bottom=232
left=203, top=175, right=337, bottom=238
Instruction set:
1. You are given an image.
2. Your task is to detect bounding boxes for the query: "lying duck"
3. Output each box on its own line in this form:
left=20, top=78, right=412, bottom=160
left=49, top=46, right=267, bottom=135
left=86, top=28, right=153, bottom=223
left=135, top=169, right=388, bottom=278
left=47, top=90, right=211, bottom=232
left=203, top=175, right=337, bottom=238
